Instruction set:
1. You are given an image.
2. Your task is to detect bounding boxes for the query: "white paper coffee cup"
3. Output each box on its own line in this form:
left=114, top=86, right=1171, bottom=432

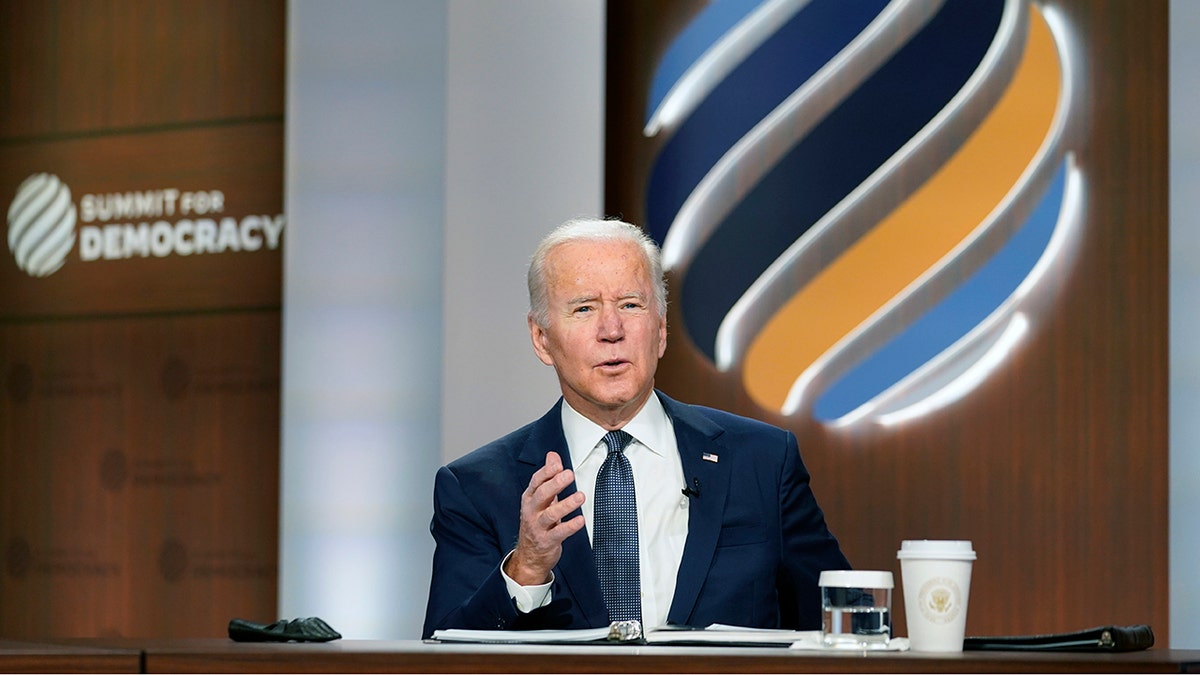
left=896, top=540, right=976, bottom=652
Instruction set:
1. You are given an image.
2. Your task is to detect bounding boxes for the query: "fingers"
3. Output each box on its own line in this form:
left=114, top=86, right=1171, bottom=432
left=526, top=452, right=578, bottom=509
left=527, top=451, right=566, bottom=492
left=556, top=512, right=586, bottom=537
left=523, top=454, right=584, bottom=540
left=538, top=491, right=585, bottom=531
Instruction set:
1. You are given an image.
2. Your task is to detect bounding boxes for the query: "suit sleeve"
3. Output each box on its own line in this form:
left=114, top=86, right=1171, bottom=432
left=422, top=463, right=577, bottom=638
left=421, top=465, right=521, bottom=638
left=776, top=431, right=852, bottom=629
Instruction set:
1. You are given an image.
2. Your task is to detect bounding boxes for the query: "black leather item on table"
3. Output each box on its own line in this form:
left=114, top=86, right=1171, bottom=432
left=228, top=617, right=342, bottom=642
left=963, top=624, right=1154, bottom=652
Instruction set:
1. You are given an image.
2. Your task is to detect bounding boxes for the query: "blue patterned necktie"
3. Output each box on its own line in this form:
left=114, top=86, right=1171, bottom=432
left=593, top=429, right=642, bottom=625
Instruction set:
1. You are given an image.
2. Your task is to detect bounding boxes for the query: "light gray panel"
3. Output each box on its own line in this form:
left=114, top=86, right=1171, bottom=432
left=1170, top=0, right=1200, bottom=650
left=442, top=0, right=605, bottom=463
left=283, top=0, right=446, bottom=639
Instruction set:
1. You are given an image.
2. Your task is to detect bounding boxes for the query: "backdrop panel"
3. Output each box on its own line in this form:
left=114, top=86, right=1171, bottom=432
left=1, top=0, right=284, bottom=638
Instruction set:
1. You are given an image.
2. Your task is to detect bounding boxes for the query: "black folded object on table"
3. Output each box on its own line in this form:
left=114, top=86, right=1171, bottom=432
left=228, top=617, right=342, bottom=643
left=963, top=624, right=1154, bottom=652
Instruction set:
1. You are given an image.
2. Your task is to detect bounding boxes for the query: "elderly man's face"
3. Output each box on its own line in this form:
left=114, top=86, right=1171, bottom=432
left=530, top=238, right=667, bottom=427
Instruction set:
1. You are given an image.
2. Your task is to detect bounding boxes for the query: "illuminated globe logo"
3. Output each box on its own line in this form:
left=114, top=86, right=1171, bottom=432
left=7, top=173, right=78, bottom=277
left=643, top=0, right=1082, bottom=427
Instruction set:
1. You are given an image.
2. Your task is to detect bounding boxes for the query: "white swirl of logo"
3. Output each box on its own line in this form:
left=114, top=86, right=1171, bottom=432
left=7, top=173, right=78, bottom=277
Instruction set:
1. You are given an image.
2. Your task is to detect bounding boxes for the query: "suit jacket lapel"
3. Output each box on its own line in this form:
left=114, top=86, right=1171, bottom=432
left=660, top=393, right=732, bottom=626
left=519, top=399, right=608, bottom=626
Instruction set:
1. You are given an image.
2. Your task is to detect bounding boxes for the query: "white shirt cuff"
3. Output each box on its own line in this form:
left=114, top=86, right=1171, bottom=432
left=500, top=549, right=554, bottom=613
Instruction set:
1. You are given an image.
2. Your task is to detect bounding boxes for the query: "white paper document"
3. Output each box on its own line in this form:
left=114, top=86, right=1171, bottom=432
left=431, top=626, right=613, bottom=644
left=431, top=623, right=908, bottom=649
left=645, top=624, right=820, bottom=645
left=789, top=635, right=911, bottom=651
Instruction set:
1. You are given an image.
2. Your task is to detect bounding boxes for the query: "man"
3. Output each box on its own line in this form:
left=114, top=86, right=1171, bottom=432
left=422, top=217, right=849, bottom=639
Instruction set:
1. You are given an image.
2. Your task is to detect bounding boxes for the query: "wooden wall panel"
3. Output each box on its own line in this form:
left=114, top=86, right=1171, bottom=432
left=1, top=0, right=284, bottom=638
left=606, top=0, right=1168, bottom=641
left=0, top=0, right=284, bottom=137
left=1, top=313, right=280, bottom=637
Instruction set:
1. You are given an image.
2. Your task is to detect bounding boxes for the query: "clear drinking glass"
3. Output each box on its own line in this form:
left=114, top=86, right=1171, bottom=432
left=819, top=570, right=894, bottom=649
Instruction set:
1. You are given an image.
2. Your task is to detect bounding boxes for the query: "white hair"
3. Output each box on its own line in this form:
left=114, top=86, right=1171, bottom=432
left=527, top=217, right=667, bottom=328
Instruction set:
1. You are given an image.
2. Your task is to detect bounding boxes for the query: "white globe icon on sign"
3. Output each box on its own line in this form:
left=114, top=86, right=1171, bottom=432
left=7, top=173, right=78, bottom=277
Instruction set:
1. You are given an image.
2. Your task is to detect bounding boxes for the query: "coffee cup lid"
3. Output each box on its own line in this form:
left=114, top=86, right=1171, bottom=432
left=818, top=569, right=894, bottom=589
left=896, top=539, right=976, bottom=561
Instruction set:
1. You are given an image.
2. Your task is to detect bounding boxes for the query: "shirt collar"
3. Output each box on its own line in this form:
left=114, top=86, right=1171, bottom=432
left=561, top=392, right=672, bottom=466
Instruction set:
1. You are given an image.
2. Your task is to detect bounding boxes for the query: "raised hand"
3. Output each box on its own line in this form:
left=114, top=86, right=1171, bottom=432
left=503, top=451, right=587, bottom=586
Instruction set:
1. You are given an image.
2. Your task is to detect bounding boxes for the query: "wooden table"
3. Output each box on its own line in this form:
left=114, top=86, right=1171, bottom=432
left=31, top=638, right=1199, bottom=673
left=0, top=639, right=142, bottom=674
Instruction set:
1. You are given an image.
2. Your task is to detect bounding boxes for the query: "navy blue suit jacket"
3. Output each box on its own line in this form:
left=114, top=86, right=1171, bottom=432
left=422, top=392, right=850, bottom=638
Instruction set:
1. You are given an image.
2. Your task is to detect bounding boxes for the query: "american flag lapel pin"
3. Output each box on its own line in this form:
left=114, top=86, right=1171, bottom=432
left=702, top=452, right=719, bottom=463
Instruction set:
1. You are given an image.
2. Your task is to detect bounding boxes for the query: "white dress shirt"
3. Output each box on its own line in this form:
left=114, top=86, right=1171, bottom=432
left=503, top=392, right=689, bottom=629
